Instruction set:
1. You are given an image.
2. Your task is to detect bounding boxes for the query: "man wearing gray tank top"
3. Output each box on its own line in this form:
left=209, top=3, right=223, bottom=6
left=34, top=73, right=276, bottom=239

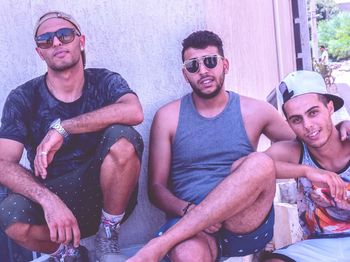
left=128, top=32, right=350, bottom=262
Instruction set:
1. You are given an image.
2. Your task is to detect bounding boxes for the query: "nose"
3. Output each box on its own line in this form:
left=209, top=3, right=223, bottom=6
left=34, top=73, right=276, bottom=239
left=52, top=36, right=63, bottom=47
left=303, top=117, right=313, bottom=130
left=197, top=60, right=208, bottom=74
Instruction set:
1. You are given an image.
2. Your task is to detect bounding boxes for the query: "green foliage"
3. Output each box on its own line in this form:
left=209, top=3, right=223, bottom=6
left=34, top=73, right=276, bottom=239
left=318, top=12, right=350, bottom=60
left=316, top=0, right=340, bottom=20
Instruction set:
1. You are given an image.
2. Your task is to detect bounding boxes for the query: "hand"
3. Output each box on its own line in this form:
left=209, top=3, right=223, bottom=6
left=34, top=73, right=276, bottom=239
left=42, top=195, right=81, bottom=247
left=305, top=167, right=347, bottom=201
left=34, top=130, right=64, bottom=179
left=338, top=120, right=350, bottom=141
left=204, top=222, right=222, bottom=234
left=184, top=203, right=222, bottom=234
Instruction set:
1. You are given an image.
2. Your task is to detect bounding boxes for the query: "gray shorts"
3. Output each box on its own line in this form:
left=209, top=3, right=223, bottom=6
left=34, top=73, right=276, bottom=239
left=0, top=124, right=143, bottom=238
left=265, top=236, right=350, bottom=262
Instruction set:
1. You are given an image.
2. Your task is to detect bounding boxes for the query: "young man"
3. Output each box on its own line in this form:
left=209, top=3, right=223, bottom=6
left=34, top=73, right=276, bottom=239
left=0, top=11, right=144, bottom=261
left=127, top=31, right=350, bottom=262
left=319, top=45, right=329, bottom=65
left=262, top=70, right=350, bottom=262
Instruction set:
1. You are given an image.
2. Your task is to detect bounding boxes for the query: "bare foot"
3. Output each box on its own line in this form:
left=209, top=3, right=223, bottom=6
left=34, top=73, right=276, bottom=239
left=126, top=238, right=168, bottom=262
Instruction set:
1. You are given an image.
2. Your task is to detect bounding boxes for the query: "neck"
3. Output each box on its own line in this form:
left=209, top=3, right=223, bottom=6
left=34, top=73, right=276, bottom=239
left=192, top=89, right=229, bottom=118
left=46, top=65, right=84, bottom=103
left=307, top=128, right=350, bottom=171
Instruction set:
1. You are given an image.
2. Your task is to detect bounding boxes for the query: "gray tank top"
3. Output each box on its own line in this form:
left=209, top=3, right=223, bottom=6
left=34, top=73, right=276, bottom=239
left=171, top=91, right=254, bottom=204
left=297, top=142, right=350, bottom=237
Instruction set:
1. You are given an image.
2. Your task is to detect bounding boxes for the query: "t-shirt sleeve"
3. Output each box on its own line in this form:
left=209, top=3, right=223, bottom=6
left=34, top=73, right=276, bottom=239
left=104, top=72, right=136, bottom=103
left=0, top=90, right=28, bottom=144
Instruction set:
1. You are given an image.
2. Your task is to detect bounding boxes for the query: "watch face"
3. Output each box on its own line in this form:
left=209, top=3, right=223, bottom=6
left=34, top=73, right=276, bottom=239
left=50, top=118, right=68, bottom=138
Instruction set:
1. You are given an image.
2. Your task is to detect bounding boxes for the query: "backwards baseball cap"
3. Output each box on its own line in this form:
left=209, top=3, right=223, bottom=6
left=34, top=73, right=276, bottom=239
left=33, top=11, right=86, bottom=67
left=278, top=70, right=344, bottom=112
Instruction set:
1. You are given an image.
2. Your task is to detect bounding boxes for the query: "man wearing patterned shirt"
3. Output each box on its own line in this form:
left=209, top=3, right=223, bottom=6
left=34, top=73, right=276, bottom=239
left=0, top=11, right=143, bottom=262
left=263, top=70, right=350, bottom=261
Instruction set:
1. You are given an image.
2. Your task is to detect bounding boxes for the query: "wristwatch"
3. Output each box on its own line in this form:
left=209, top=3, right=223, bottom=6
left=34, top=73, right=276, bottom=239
left=49, top=118, right=69, bottom=138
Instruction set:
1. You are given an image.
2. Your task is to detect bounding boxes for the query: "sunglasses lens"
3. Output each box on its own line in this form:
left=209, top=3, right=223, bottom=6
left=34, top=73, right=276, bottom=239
left=56, top=28, right=76, bottom=44
left=184, top=60, right=199, bottom=73
left=35, top=28, right=77, bottom=49
left=203, top=56, right=218, bottom=69
left=36, top=32, right=53, bottom=49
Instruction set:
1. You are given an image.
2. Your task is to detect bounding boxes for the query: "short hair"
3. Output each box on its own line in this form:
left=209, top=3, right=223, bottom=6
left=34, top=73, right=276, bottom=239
left=282, top=94, right=330, bottom=116
left=320, top=45, right=326, bottom=49
left=181, top=30, right=224, bottom=61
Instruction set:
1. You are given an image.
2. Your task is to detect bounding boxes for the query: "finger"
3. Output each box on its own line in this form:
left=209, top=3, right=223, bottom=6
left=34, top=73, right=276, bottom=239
left=49, top=224, right=58, bottom=243
left=64, top=225, right=73, bottom=245
left=339, top=126, right=348, bottom=141
left=37, top=150, right=48, bottom=179
left=57, top=225, right=65, bottom=243
left=34, top=155, right=40, bottom=177
left=72, top=223, right=81, bottom=248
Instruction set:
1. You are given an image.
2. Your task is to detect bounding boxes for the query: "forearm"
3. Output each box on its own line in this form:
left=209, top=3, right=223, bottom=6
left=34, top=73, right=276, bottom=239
left=150, top=184, right=190, bottom=217
left=0, top=160, right=58, bottom=207
left=275, top=161, right=308, bottom=179
left=62, top=98, right=143, bottom=134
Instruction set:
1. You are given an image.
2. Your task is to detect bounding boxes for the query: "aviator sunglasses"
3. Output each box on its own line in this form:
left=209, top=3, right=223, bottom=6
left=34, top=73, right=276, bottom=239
left=35, top=28, right=81, bottom=49
left=183, top=54, right=224, bottom=73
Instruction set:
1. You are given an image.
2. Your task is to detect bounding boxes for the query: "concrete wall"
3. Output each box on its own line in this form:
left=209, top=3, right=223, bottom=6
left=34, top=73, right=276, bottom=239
left=0, top=0, right=296, bottom=248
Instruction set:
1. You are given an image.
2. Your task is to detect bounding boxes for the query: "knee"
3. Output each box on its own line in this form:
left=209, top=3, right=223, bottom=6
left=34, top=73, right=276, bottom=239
left=247, top=152, right=276, bottom=180
left=170, top=239, right=214, bottom=262
left=5, top=223, right=31, bottom=245
left=108, top=138, right=139, bottom=167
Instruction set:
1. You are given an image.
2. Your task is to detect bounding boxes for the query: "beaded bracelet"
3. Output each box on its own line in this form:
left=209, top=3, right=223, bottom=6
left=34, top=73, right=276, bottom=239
left=182, top=201, right=194, bottom=215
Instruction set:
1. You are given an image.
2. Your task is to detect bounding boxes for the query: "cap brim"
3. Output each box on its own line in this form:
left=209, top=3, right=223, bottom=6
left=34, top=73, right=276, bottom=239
left=326, top=94, right=344, bottom=112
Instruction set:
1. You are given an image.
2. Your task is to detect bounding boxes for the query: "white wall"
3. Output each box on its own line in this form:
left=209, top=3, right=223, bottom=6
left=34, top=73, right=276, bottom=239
left=0, top=0, right=297, bottom=247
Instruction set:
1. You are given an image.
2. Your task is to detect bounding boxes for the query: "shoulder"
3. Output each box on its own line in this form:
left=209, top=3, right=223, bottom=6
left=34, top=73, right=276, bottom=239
left=239, top=95, right=276, bottom=112
left=85, top=68, right=127, bottom=84
left=152, top=98, right=182, bottom=136
left=155, top=99, right=181, bottom=122
left=6, top=75, right=44, bottom=105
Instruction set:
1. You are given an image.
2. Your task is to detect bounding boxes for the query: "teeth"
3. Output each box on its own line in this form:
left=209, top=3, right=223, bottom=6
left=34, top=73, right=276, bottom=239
left=309, top=131, right=318, bottom=137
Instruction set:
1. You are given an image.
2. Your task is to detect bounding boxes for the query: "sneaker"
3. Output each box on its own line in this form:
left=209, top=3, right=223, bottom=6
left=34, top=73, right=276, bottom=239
left=95, top=221, right=127, bottom=262
left=46, top=245, right=89, bottom=262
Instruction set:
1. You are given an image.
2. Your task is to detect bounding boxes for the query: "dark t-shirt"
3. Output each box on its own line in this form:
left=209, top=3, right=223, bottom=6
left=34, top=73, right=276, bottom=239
left=0, top=68, right=135, bottom=179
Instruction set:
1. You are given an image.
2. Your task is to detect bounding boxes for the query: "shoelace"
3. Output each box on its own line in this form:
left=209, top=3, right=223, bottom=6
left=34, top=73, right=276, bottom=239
left=96, top=220, right=120, bottom=255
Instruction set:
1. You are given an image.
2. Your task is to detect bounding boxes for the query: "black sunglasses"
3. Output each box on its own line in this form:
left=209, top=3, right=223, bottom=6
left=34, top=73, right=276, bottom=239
left=183, top=55, right=223, bottom=73
left=35, top=28, right=81, bottom=49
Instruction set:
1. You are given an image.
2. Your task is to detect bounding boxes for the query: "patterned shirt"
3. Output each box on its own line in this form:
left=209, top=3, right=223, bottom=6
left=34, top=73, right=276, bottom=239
left=297, top=142, right=350, bottom=238
left=0, top=68, right=135, bottom=179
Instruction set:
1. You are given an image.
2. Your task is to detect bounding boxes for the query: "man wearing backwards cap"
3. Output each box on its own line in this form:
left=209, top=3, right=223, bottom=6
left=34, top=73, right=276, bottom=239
left=262, top=70, right=350, bottom=261
left=0, top=10, right=143, bottom=261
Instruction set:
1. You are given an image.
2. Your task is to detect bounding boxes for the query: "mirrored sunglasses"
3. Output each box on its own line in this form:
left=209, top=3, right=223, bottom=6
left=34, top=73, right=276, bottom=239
left=183, top=55, right=223, bottom=73
left=35, top=28, right=81, bottom=49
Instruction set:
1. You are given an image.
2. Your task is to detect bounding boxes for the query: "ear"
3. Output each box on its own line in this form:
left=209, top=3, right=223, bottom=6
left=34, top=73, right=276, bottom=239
left=223, top=58, right=229, bottom=74
left=327, top=100, right=335, bottom=114
left=182, top=68, right=189, bottom=83
left=35, top=47, right=45, bottom=61
left=79, top=35, right=86, bottom=50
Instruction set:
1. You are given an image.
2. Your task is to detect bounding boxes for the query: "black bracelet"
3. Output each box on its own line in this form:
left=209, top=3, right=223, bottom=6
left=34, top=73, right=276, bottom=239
left=182, top=201, right=194, bottom=215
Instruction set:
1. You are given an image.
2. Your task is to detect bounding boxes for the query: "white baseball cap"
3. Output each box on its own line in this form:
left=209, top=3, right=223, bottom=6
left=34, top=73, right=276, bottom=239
left=277, top=70, right=344, bottom=111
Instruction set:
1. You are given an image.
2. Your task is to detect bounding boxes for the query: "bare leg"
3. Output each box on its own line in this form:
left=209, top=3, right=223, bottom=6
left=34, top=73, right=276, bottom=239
left=6, top=223, right=59, bottom=253
left=169, top=232, right=217, bottom=262
left=127, top=152, right=275, bottom=262
left=100, top=138, right=140, bottom=214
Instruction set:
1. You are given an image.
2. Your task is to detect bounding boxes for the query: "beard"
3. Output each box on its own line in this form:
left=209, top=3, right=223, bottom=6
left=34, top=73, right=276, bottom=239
left=48, top=57, right=80, bottom=72
left=189, top=71, right=225, bottom=99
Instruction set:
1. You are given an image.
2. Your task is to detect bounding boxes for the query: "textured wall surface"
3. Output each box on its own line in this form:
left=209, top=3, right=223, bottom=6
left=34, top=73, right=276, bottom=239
left=0, top=0, right=296, bottom=248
